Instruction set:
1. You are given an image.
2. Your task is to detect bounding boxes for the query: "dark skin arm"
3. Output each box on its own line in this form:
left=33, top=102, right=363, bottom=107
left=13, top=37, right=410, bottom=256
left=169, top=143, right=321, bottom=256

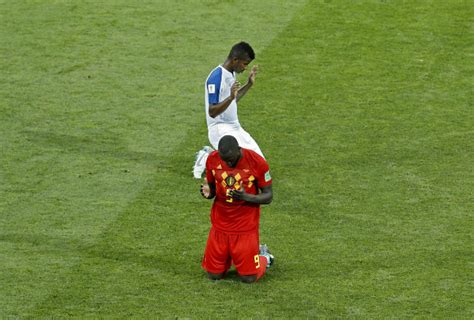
left=208, top=82, right=239, bottom=118
left=201, top=180, right=272, bottom=205
left=236, top=65, right=257, bottom=102
left=230, top=184, right=272, bottom=204
left=208, top=65, right=258, bottom=118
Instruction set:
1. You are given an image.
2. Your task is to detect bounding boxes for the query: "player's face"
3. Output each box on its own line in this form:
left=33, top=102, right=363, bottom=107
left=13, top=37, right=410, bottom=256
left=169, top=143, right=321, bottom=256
left=234, top=58, right=252, bottom=73
left=219, top=148, right=242, bottom=168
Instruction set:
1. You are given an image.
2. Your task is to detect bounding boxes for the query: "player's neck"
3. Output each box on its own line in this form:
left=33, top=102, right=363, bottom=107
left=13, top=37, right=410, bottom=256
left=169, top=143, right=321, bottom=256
left=222, top=60, right=235, bottom=73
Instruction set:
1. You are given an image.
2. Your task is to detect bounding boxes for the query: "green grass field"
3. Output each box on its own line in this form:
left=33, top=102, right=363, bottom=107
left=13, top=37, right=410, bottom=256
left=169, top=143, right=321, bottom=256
left=1, top=0, right=472, bottom=318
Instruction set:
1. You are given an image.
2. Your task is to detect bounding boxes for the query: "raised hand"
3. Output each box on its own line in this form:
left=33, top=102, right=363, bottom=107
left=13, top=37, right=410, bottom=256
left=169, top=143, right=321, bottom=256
left=248, top=65, right=258, bottom=84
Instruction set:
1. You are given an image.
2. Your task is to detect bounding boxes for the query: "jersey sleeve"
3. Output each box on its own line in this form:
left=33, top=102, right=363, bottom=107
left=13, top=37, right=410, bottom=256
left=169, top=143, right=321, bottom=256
left=255, top=155, right=272, bottom=188
left=205, top=152, right=217, bottom=184
left=206, top=68, right=222, bottom=105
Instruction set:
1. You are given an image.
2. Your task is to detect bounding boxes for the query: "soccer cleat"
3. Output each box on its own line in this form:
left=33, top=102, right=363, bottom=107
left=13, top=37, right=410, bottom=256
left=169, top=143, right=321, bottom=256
left=193, top=146, right=213, bottom=179
left=259, top=244, right=274, bottom=268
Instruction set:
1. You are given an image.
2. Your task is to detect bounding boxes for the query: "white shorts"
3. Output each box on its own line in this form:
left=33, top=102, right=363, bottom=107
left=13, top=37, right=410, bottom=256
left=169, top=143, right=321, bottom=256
left=208, top=123, right=264, bottom=158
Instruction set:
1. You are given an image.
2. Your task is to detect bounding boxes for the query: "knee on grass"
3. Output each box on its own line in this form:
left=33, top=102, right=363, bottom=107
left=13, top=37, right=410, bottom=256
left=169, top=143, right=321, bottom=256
left=207, top=273, right=258, bottom=283
left=239, top=275, right=257, bottom=284
left=207, top=272, right=225, bottom=280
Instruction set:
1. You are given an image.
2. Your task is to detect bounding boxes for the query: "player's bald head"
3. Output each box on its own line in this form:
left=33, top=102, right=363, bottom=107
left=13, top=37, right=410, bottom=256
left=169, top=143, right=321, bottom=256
left=218, top=135, right=239, bottom=154
left=218, top=136, right=242, bottom=167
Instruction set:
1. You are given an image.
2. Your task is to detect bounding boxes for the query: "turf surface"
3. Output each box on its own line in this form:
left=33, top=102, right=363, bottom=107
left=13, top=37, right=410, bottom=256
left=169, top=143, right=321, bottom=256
left=1, top=0, right=472, bottom=318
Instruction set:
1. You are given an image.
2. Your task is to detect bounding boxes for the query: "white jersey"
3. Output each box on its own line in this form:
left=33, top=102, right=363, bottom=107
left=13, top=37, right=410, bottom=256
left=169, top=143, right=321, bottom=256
left=205, top=65, right=240, bottom=127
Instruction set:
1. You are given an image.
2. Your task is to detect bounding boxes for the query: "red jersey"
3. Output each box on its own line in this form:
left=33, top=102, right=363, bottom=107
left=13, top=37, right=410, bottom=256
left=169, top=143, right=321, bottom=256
left=205, top=148, right=272, bottom=233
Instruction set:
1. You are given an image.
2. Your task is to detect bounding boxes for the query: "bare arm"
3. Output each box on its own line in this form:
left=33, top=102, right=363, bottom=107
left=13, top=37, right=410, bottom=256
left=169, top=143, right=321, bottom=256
left=236, top=65, right=258, bottom=102
left=230, top=184, right=272, bottom=205
left=209, top=65, right=258, bottom=117
left=208, top=82, right=240, bottom=118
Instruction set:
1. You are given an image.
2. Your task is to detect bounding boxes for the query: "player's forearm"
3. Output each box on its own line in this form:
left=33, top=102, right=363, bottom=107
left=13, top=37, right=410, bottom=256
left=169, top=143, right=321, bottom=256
left=242, top=191, right=272, bottom=205
left=208, top=97, right=234, bottom=118
left=236, top=81, right=253, bottom=102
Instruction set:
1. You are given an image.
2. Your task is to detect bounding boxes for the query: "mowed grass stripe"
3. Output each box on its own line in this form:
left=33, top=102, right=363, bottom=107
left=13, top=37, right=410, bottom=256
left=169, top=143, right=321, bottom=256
left=0, top=1, right=196, bottom=314
left=1, top=0, right=471, bottom=318
left=0, top=1, right=309, bottom=317
left=244, top=0, right=472, bottom=317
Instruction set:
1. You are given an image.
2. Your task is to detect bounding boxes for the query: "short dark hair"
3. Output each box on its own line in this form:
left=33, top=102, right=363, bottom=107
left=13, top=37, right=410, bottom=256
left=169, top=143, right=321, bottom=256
left=218, top=135, right=239, bottom=154
left=228, top=41, right=255, bottom=61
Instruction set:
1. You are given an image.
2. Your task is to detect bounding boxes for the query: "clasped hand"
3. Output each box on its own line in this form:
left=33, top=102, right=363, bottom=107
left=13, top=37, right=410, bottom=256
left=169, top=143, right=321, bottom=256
left=229, top=188, right=249, bottom=201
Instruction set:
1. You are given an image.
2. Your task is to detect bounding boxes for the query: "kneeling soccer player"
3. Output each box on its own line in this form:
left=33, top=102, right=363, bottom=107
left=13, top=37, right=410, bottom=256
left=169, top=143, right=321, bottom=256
left=200, top=135, right=274, bottom=283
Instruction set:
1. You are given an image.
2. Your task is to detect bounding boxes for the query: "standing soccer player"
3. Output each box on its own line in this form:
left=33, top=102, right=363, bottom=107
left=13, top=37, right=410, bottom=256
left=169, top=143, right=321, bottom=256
left=200, top=135, right=274, bottom=283
left=193, top=41, right=264, bottom=178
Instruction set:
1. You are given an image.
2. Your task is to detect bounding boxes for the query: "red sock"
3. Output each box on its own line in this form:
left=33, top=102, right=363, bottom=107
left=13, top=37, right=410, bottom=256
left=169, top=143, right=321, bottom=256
left=255, top=256, right=268, bottom=281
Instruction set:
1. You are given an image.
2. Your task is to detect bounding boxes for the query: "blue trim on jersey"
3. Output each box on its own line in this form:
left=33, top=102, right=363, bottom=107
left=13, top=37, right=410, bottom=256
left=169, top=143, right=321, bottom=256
left=207, top=67, right=222, bottom=105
